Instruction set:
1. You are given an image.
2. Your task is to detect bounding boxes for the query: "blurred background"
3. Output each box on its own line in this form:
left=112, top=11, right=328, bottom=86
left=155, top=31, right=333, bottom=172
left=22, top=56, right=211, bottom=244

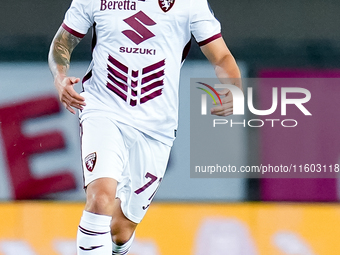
left=1, top=0, right=340, bottom=254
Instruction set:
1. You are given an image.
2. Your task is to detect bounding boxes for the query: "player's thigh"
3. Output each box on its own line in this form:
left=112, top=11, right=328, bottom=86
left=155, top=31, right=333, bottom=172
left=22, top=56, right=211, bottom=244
left=117, top=133, right=171, bottom=224
left=81, top=117, right=127, bottom=187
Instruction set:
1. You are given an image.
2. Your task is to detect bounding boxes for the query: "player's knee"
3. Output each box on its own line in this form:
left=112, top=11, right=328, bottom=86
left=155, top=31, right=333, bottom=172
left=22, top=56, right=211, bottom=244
left=86, top=189, right=115, bottom=215
left=111, top=213, right=137, bottom=246
left=112, top=231, right=134, bottom=246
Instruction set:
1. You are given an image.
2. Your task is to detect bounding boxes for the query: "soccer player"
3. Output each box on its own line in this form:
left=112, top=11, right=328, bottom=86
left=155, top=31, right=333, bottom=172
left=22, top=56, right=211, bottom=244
left=48, top=0, right=241, bottom=254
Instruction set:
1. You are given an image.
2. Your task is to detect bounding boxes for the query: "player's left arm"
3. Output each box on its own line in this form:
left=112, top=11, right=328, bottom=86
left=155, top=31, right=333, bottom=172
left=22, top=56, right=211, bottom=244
left=200, top=37, right=242, bottom=116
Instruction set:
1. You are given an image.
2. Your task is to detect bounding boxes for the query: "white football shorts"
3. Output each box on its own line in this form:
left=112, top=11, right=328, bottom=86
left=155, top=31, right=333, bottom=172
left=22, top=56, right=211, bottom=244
left=80, top=116, right=171, bottom=223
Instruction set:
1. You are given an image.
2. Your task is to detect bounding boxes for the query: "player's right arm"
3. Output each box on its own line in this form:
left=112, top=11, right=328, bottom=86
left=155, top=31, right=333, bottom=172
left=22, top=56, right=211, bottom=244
left=190, top=0, right=242, bottom=117
left=201, top=37, right=242, bottom=116
left=48, top=26, right=86, bottom=114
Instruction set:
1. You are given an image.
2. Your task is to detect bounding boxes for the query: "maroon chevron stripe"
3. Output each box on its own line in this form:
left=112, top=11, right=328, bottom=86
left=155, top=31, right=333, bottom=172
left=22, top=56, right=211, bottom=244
left=107, top=82, right=127, bottom=101
left=130, top=99, right=137, bottom=106
left=107, top=65, right=128, bottom=83
left=108, top=73, right=128, bottom=92
left=141, top=80, right=163, bottom=94
left=142, top=59, right=165, bottom=74
left=132, top=70, right=139, bottom=78
left=131, top=89, right=137, bottom=97
left=108, top=55, right=128, bottom=73
left=131, top=80, right=163, bottom=96
left=140, top=89, right=162, bottom=104
left=142, top=70, right=164, bottom=84
left=131, top=79, right=138, bottom=88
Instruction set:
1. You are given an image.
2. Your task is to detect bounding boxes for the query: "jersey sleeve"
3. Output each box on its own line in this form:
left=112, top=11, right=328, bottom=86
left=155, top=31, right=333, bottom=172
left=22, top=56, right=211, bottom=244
left=62, top=0, right=94, bottom=38
left=190, top=0, right=222, bottom=46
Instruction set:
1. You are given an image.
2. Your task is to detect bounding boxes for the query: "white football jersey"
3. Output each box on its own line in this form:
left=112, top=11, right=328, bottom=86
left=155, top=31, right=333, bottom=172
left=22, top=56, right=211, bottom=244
left=63, top=0, right=221, bottom=145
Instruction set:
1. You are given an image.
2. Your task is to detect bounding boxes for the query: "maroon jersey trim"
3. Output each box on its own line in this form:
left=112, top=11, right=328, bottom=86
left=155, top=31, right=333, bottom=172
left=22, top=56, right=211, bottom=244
left=62, top=22, right=86, bottom=38
left=198, top=33, right=222, bottom=47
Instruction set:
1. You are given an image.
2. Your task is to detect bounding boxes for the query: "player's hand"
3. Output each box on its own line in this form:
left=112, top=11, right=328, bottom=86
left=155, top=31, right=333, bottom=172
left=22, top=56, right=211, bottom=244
left=210, top=88, right=233, bottom=116
left=54, top=75, right=86, bottom=114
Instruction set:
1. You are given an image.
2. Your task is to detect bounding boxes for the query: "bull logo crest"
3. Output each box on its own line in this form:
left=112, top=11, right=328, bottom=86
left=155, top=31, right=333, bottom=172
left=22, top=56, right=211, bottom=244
left=158, top=0, right=175, bottom=12
left=85, top=152, right=97, bottom=172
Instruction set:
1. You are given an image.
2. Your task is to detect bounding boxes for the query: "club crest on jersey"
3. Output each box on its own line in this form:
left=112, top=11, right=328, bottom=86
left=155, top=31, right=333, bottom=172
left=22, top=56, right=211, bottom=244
left=85, top=152, right=97, bottom=172
left=158, top=0, right=175, bottom=12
